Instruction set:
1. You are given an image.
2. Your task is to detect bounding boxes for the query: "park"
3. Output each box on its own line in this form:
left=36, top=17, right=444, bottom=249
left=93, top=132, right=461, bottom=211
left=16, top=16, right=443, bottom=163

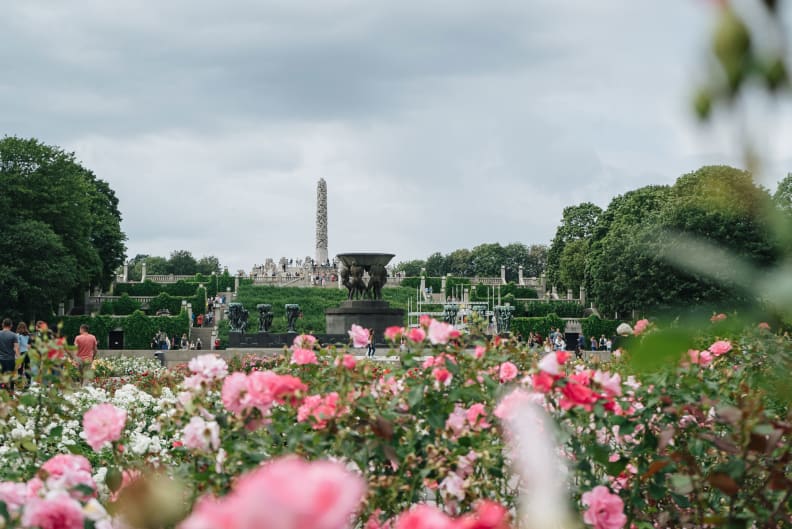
left=0, top=2, right=791, bottom=529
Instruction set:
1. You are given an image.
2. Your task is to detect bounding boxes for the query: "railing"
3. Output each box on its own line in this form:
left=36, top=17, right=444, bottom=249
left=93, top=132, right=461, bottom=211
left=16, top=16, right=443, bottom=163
left=88, top=295, right=156, bottom=305
left=469, top=277, right=504, bottom=286
left=142, top=275, right=196, bottom=283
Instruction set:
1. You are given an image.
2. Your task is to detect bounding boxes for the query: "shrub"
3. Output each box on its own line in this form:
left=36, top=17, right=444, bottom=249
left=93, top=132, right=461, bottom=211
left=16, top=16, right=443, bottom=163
left=113, top=294, right=141, bottom=315
left=580, top=315, right=619, bottom=339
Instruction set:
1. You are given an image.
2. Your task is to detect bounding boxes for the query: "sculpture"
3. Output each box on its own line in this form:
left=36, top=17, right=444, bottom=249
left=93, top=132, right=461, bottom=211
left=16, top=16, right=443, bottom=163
left=257, top=304, right=274, bottom=333
left=494, top=305, right=515, bottom=335
left=348, top=265, right=367, bottom=300
left=228, top=303, right=248, bottom=333
left=285, top=304, right=301, bottom=333
left=366, top=264, right=387, bottom=300
left=443, top=304, right=458, bottom=325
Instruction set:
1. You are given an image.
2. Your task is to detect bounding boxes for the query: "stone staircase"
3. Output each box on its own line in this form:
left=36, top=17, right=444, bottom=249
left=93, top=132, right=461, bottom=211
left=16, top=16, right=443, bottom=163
left=189, top=326, right=215, bottom=350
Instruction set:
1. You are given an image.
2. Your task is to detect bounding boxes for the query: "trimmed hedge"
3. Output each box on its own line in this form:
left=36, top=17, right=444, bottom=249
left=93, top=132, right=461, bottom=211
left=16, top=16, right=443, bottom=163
left=511, top=313, right=565, bottom=339
left=56, top=311, right=189, bottom=349
left=114, top=273, right=237, bottom=298
left=580, top=315, right=620, bottom=340
left=523, top=301, right=583, bottom=318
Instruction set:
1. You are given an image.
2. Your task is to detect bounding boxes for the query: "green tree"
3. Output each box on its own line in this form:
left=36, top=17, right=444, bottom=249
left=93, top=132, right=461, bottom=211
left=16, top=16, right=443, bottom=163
left=546, top=202, right=602, bottom=290
left=394, top=260, right=425, bottom=276
left=470, top=243, right=505, bottom=276
left=558, top=238, right=588, bottom=293
left=424, top=252, right=446, bottom=277
left=773, top=173, right=792, bottom=213
left=196, top=256, right=222, bottom=276
left=169, top=250, right=198, bottom=275
left=444, top=248, right=473, bottom=276
left=0, top=137, right=126, bottom=319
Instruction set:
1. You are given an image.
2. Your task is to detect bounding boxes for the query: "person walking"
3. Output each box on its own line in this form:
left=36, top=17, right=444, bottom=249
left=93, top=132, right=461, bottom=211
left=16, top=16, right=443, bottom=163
left=366, top=329, right=376, bottom=358
left=0, top=319, right=19, bottom=391
left=16, top=322, right=31, bottom=382
left=74, top=324, right=98, bottom=365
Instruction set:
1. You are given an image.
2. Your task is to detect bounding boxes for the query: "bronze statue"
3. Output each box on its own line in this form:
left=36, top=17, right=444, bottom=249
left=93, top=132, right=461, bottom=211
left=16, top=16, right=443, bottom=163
left=443, top=304, right=458, bottom=325
left=285, top=304, right=300, bottom=333
left=257, top=304, right=273, bottom=332
left=228, top=303, right=247, bottom=333
left=494, top=305, right=515, bottom=335
left=349, top=265, right=367, bottom=300
left=365, top=264, right=387, bottom=300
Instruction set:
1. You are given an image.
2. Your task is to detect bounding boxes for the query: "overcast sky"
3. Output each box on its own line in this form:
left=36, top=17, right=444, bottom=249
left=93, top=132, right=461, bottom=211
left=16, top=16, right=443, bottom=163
left=2, top=1, right=791, bottom=273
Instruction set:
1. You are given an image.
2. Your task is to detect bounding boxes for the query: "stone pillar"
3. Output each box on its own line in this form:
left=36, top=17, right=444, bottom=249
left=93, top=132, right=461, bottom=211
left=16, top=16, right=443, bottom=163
left=58, top=302, right=65, bottom=316
left=420, top=268, right=426, bottom=296
left=551, top=285, right=558, bottom=299
left=518, top=265, right=524, bottom=285
left=441, top=275, right=448, bottom=297
left=579, top=286, right=586, bottom=306
left=123, top=263, right=129, bottom=283
left=567, top=288, right=573, bottom=300
left=539, top=272, right=547, bottom=297
left=141, top=262, right=147, bottom=282
left=500, top=266, right=506, bottom=284
left=234, top=274, right=240, bottom=293
left=315, top=178, right=329, bottom=265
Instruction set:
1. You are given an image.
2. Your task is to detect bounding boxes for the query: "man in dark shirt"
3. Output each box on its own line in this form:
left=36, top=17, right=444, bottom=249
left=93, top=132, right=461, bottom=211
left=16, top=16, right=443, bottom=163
left=0, top=318, right=19, bottom=390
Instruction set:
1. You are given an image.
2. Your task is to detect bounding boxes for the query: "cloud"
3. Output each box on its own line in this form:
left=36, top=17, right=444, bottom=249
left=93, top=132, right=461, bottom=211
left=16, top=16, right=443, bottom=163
left=2, top=0, right=791, bottom=272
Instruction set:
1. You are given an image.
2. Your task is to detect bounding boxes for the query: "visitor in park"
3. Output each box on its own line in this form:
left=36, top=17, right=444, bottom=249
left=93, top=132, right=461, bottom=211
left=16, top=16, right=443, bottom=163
left=576, top=334, right=585, bottom=358
left=150, top=335, right=158, bottom=349
left=34, top=320, right=49, bottom=339
left=606, top=338, right=613, bottom=352
left=74, top=324, right=98, bottom=364
left=599, top=335, right=607, bottom=350
left=0, top=318, right=19, bottom=391
left=196, top=338, right=203, bottom=350
left=590, top=336, right=598, bottom=351
left=16, top=322, right=31, bottom=382
left=196, top=314, right=204, bottom=327
left=180, top=334, right=189, bottom=349
left=366, top=329, right=375, bottom=358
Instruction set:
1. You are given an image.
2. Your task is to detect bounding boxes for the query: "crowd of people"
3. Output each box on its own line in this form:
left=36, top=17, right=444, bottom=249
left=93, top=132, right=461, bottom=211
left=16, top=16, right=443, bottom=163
left=524, top=327, right=613, bottom=358
left=150, top=331, right=204, bottom=351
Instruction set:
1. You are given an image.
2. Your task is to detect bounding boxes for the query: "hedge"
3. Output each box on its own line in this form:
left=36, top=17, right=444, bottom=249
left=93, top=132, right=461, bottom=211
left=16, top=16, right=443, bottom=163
left=523, top=301, right=583, bottom=318
left=580, top=315, right=620, bottom=340
left=510, top=313, right=565, bottom=339
left=55, top=311, right=189, bottom=349
left=114, top=273, right=238, bottom=298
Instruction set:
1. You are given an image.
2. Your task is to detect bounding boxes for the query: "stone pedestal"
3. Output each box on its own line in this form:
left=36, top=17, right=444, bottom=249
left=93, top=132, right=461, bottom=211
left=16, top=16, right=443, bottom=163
left=325, top=300, right=405, bottom=342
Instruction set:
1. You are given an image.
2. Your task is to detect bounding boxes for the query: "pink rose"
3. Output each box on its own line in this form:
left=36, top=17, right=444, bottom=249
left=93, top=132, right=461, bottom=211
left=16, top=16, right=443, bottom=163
left=494, top=388, right=542, bottom=420
left=531, top=372, right=554, bottom=393
left=498, top=362, right=518, bottom=382
left=292, top=347, right=318, bottom=365
left=0, top=482, right=28, bottom=514
left=40, top=454, right=95, bottom=497
left=22, top=494, right=85, bottom=529
left=188, top=354, right=229, bottom=380
left=710, top=313, right=727, bottom=323
left=457, top=500, right=509, bottom=529
left=555, top=350, right=570, bottom=364
left=466, top=403, right=489, bottom=429
left=348, top=324, right=370, bottom=348
left=342, top=354, right=357, bottom=369
left=428, top=320, right=454, bottom=345
left=560, top=382, right=598, bottom=411
left=297, top=392, right=344, bottom=429
left=182, top=416, right=221, bottom=452
left=633, top=319, right=649, bottom=336
left=407, top=327, right=426, bottom=343
left=698, top=350, right=713, bottom=366
left=581, top=486, right=627, bottom=529
left=384, top=326, right=404, bottom=341
left=758, top=322, right=771, bottom=330
left=395, top=505, right=454, bottom=529
left=593, top=371, right=622, bottom=397
left=293, top=334, right=318, bottom=349
left=419, top=314, right=433, bottom=328
left=474, top=345, right=486, bottom=359
left=538, top=352, right=560, bottom=375
left=432, top=367, right=453, bottom=386
left=446, top=405, right=467, bottom=436
left=83, top=404, right=127, bottom=452
left=708, top=340, right=732, bottom=356
left=180, top=456, right=366, bottom=529
left=222, top=372, right=250, bottom=414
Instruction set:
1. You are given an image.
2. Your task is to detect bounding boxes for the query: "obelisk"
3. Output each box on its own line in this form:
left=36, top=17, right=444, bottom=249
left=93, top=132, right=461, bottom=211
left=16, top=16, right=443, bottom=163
left=315, top=178, right=328, bottom=265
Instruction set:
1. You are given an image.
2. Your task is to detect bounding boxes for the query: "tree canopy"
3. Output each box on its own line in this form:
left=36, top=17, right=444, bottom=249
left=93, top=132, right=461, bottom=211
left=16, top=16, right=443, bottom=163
left=0, top=136, right=126, bottom=320
left=585, top=166, right=779, bottom=316
left=394, top=243, right=547, bottom=282
left=126, top=251, right=222, bottom=281
left=546, top=202, right=602, bottom=291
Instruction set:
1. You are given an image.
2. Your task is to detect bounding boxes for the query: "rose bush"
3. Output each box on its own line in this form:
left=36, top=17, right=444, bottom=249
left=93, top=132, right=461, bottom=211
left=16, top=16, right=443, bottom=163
left=0, top=316, right=786, bottom=529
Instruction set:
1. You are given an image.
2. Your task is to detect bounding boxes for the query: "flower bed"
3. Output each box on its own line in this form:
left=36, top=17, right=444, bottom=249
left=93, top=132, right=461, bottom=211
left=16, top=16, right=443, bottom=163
left=0, top=317, right=787, bottom=529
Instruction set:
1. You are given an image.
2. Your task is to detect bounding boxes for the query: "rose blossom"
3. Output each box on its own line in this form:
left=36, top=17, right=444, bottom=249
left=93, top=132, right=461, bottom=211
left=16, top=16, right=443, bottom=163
left=83, top=404, right=127, bottom=452
left=581, top=485, right=627, bottom=529
left=457, top=500, right=509, bottom=529
left=293, top=334, right=317, bottom=349
left=395, top=504, right=455, bottom=529
left=428, top=320, right=459, bottom=345
left=292, top=347, right=318, bottom=365
left=758, top=322, right=771, bottom=330
left=22, top=494, right=85, bottom=529
left=446, top=406, right=467, bottom=436
left=182, top=416, right=221, bottom=452
left=188, top=354, right=229, bottom=380
left=560, top=382, right=598, bottom=411
left=297, top=392, right=343, bottom=429
left=40, top=454, right=96, bottom=497
left=348, top=324, right=369, bottom=348
left=531, top=371, right=554, bottom=393
left=710, top=313, right=727, bottom=323
left=466, top=403, right=489, bottom=429
left=432, top=367, right=453, bottom=386
left=419, top=314, right=433, bottom=328
left=384, top=326, right=404, bottom=341
left=555, top=350, right=570, bottom=364
left=474, top=345, right=486, bottom=359
left=593, top=370, right=622, bottom=397
left=708, top=340, right=732, bottom=356
left=494, top=388, right=541, bottom=420
left=0, top=482, right=28, bottom=513
left=498, top=362, right=518, bottom=382
left=538, top=352, right=560, bottom=375
left=633, top=319, right=649, bottom=336
left=221, top=372, right=250, bottom=414
left=341, top=354, right=357, bottom=369
left=407, top=327, right=426, bottom=343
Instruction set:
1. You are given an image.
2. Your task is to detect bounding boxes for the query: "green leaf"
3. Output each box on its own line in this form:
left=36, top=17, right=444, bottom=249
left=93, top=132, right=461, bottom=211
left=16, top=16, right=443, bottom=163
left=670, top=473, right=693, bottom=494
left=106, top=467, right=123, bottom=493
left=20, top=439, right=37, bottom=452
left=629, top=329, right=695, bottom=372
